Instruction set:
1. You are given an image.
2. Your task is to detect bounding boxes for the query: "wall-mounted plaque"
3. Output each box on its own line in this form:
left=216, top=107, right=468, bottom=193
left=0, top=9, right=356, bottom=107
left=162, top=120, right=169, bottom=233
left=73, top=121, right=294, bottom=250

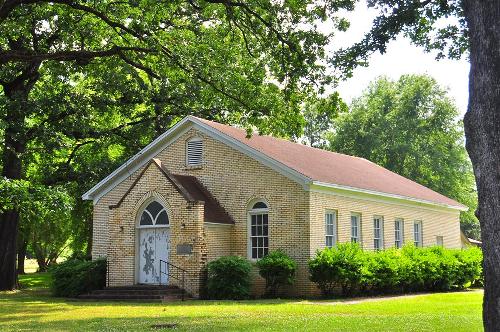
left=177, top=244, right=193, bottom=255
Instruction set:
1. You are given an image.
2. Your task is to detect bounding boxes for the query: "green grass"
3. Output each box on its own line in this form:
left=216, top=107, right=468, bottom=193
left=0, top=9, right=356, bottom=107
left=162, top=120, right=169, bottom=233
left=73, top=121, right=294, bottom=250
left=18, top=272, right=52, bottom=289
left=0, top=273, right=483, bottom=332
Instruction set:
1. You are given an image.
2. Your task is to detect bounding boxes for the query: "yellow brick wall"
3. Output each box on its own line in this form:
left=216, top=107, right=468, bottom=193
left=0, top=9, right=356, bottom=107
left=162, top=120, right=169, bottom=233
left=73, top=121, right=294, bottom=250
left=92, top=128, right=310, bottom=296
left=309, top=189, right=461, bottom=254
left=106, top=162, right=207, bottom=296
left=92, top=126, right=461, bottom=298
left=204, top=224, right=233, bottom=262
left=155, top=129, right=311, bottom=296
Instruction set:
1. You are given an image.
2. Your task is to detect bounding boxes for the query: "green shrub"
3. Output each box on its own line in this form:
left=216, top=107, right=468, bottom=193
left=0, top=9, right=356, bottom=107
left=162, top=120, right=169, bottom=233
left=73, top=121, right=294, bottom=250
left=454, top=247, right=483, bottom=288
left=401, top=245, right=444, bottom=291
left=256, top=250, right=297, bottom=297
left=309, top=244, right=483, bottom=297
left=402, top=246, right=474, bottom=291
left=50, top=258, right=106, bottom=297
left=308, top=243, right=366, bottom=296
left=206, top=256, right=252, bottom=300
left=363, top=249, right=401, bottom=293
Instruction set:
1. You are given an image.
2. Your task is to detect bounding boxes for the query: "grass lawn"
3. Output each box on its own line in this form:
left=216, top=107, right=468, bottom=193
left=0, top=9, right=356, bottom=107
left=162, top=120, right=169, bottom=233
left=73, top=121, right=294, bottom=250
left=0, top=273, right=483, bottom=332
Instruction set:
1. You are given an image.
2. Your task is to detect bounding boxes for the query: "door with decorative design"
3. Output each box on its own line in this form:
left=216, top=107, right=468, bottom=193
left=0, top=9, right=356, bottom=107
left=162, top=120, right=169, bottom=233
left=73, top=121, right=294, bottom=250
left=137, top=201, right=170, bottom=284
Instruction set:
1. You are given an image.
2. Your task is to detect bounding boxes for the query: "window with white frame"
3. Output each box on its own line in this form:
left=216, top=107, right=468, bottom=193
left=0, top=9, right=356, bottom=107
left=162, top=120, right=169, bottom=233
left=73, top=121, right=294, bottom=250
left=395, top=218, right=404, bottom=248
left=436, top=236, right=444, bottom=247
left=325, top=211, right=337, bottom=248
left=186, top=137, right=203, bottom=166
left=373, top=216, right=384, bottom=250
left=249, top=201, right=269, bottom=259
left=414, top=221, right=423, bottom=247
left=351, top=213, right=361, bottom=243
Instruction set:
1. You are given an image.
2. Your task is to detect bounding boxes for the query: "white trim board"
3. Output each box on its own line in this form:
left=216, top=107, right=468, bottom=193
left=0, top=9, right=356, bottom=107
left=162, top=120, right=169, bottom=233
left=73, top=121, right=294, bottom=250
left=204, top=222, right=234, bottom=228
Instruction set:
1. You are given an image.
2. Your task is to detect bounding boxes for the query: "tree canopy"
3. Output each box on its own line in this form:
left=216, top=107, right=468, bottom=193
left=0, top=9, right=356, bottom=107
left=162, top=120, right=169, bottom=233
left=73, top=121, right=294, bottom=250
left=0, top=0, right=357, bottom=289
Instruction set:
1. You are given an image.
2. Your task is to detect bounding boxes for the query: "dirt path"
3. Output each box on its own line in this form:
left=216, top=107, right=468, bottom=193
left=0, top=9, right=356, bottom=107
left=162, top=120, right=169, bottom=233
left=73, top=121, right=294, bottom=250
left=303, top=289, right=483, bottom=305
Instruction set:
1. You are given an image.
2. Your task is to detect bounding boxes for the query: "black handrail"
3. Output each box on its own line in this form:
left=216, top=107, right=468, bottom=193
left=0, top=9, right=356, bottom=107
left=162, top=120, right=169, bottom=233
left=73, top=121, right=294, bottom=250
left=159, top=259, right=187, bottom=301
left=106, top=258, right=110, bottom=287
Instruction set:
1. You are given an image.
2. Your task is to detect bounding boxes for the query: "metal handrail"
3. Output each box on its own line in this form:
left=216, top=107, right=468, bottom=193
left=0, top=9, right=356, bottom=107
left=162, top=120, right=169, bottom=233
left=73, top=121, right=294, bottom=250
left=159, top=259, right=187, bottom=301
left=106, top=258, right=110, bottom=287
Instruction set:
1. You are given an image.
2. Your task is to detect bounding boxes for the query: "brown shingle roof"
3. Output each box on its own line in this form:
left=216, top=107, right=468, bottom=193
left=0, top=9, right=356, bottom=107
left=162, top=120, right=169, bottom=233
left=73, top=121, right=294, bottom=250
left=173, top=174, right=234, bottom=224
left=110, top=159, right=233, bottom=224
left=196, top=117, right=465, bottom=209
left=153, top=159, right=233, bottom=224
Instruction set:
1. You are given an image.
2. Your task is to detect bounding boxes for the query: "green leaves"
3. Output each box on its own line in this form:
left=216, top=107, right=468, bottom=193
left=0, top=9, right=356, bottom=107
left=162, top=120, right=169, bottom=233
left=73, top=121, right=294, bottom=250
left=308, top=242, right=366, bottom=296
left=299, top=91, right=348, bottom=147
left=331, top=0, right=467, bottom=78
left=256, top=250, right=297, bottom=297
left=50, top=258, right=106, bottom=297
left=0, top=178, right=72, bottom=218
left=206, top=255, right=253, bottom=300
left=309, top=244, right=483, bottom=297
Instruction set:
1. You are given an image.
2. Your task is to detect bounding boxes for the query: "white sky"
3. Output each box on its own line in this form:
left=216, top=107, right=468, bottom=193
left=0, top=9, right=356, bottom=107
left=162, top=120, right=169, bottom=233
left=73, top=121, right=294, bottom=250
left=325, top=2, right=470, bottom=116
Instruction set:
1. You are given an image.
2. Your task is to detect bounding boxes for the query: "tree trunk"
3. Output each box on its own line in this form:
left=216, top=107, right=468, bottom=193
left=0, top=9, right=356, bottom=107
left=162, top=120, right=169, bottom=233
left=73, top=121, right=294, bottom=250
left=0, top=111, right=24, bottom=290
left=0, top=69, right=35, bottom=290
left=32, top=243, right=48, bottom=272
left=17, top=240, right=28, bottom=275
left=0, top=210, right=20, bottom=289
left=462, top=1, right=500, bottom=331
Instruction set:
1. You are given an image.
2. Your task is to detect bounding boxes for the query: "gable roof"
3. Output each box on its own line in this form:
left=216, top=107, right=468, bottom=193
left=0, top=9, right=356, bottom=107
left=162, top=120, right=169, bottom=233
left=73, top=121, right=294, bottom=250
left=196, top=117, right=465, bottom=210
left=83, top=116, right=466, bottom=211
left=110, top=159, right=233, bottom=224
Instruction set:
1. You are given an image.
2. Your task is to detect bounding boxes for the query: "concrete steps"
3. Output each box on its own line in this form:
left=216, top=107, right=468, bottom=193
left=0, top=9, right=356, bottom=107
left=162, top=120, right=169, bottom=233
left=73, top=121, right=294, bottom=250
left=78, top=285, right=190, bottom=302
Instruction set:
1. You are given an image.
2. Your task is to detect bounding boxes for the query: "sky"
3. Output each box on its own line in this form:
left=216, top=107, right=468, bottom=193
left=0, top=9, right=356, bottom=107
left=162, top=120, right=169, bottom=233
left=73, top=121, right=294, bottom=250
left=325, top=2, right=470, bottom=117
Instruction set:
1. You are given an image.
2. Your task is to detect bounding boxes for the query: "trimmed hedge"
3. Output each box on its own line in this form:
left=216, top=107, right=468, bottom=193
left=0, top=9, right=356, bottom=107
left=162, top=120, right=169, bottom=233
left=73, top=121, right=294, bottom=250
left=309, top=243, right=483, bottom=297
left=206, top=256, right=252, bottom=300
left=256, top=250, right=297, bottom=297
left=308, top=243, right=366, bottom=296
left=49, top=258, right=106, bottom=297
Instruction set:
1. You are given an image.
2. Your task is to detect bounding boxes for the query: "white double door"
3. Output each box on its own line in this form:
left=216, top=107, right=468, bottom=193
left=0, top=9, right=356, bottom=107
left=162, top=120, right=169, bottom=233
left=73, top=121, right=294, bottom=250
left=138, top=227, right=170, bottom=284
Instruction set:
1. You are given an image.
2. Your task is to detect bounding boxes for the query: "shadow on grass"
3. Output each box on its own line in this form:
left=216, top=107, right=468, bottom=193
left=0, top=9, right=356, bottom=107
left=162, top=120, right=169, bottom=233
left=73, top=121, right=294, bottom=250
left=18, top=272, right=51, bottom=290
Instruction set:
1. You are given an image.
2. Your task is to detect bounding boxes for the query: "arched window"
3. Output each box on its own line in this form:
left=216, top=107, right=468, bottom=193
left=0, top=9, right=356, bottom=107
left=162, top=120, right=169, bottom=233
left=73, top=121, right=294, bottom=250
left=186, top=137, right=203, bottom=166
left=139, top=201, right=169, bottom=226
left=248, top=200, right=269, bottom=259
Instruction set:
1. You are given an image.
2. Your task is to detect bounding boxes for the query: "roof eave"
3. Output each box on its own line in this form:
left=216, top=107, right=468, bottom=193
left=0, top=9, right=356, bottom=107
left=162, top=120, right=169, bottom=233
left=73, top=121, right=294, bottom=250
left=310, top=181, right=468, bottom=212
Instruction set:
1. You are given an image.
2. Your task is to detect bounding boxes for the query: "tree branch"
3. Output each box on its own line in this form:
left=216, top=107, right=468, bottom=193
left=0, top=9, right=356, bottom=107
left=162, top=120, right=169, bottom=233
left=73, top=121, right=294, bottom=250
left=117, top=52, right=160, bottom=79
left=203, top=0, right=296, bottom=52
left=0, top=46, right=154, bottom=65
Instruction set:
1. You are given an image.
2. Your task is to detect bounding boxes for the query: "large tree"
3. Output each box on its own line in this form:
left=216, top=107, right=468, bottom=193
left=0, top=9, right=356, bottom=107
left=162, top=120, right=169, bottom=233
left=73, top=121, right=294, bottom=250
left=329, top=74, right=478, bottom=239
left=0, top=1, right=355, bottom=290
left=331, top=1, right=499, bottom=329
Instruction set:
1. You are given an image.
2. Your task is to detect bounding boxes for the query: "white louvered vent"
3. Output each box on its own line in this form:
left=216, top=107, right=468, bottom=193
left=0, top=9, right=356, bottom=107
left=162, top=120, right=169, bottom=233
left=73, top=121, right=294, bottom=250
left=186, top=138, right=203, bottom=166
